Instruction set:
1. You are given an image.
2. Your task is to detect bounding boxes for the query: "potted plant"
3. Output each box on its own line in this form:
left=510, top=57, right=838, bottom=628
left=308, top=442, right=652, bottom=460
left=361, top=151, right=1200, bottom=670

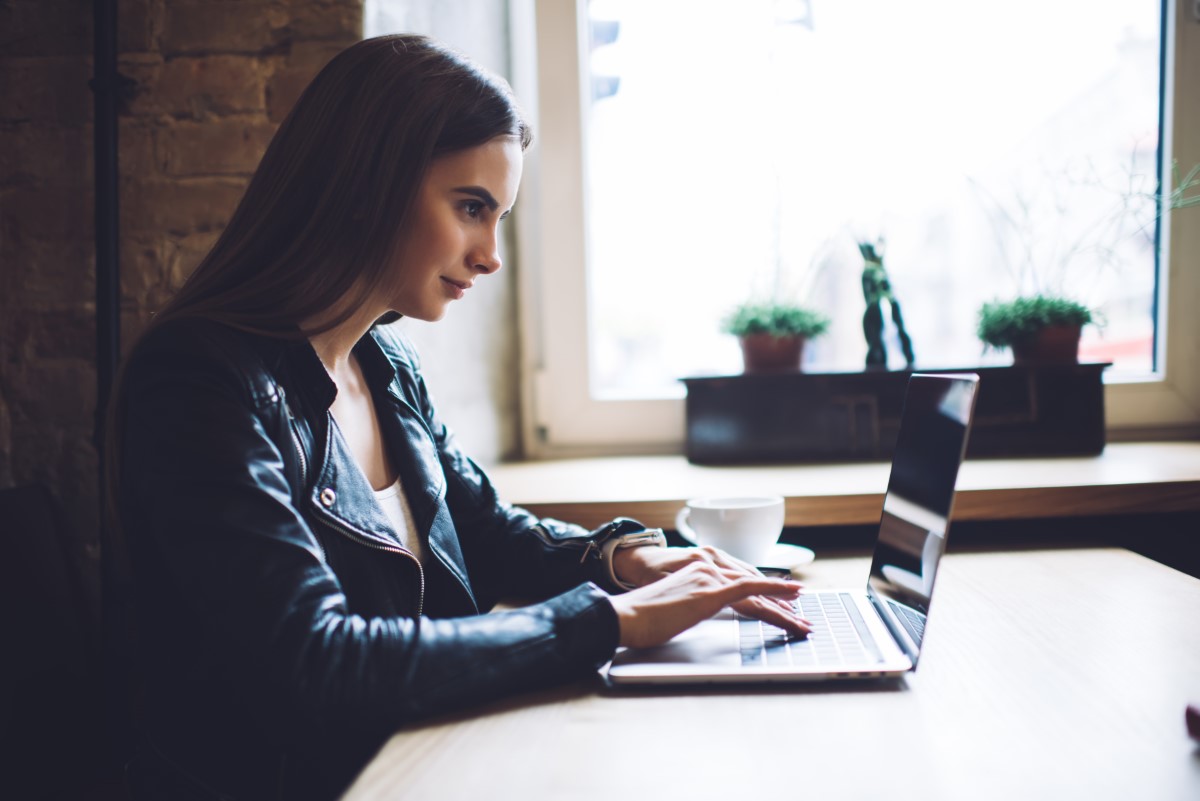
left=976, top=295, right=1094, bottom=364
left=721, top=301, right=831, bottom=373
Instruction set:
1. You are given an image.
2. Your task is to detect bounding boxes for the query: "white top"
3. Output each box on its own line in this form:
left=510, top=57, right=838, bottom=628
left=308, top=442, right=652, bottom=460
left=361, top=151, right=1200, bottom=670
left=372, top=477, right=426, bottom=565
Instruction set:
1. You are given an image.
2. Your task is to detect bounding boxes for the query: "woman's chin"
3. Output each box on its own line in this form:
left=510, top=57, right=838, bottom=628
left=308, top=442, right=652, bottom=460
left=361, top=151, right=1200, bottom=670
left=395, top=306, right=447, bottom=324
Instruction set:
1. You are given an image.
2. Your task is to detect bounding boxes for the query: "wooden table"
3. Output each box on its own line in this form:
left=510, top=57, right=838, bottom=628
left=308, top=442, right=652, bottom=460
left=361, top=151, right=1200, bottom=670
left=485, top=442, right=1200, bottom=529
left=342, top=548, right=1200, bottom=801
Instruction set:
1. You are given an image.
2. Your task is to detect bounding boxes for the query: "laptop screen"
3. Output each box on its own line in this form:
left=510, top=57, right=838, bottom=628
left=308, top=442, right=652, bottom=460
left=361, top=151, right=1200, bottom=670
left=867, top=373, right=978, bottom=662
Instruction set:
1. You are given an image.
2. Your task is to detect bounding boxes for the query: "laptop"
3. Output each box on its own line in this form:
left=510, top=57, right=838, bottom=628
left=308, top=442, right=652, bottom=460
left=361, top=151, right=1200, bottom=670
left=606, top=372, right=979, bottom=685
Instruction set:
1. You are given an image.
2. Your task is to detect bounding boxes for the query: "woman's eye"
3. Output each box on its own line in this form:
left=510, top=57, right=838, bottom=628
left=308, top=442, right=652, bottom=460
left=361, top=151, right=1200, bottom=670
left=462, top=201, right=484, bottom=219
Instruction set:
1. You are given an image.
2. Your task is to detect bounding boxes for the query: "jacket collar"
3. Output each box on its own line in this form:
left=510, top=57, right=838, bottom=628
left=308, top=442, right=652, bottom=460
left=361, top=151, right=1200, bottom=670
left=277, top=326, right=478, bottom=613
left=275, top=327, right=399, bottom=414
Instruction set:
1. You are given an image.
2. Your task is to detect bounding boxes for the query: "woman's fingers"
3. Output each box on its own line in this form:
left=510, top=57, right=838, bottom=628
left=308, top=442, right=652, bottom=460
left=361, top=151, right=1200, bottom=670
left=731, top=595, right=811, bottom=637
left=714, top=575, right=810, bottom=636
left=609, top=561, right=805, bottom=648
left=709, top=569, right=798, bottom=600
left=703, top=546, right=761, bottom=577
left=710, top=565, right=810, bottom=622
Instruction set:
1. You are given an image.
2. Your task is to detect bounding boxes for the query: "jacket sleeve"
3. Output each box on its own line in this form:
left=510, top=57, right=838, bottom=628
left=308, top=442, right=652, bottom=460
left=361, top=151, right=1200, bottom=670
left=387, top=334, right=644, bottom=608
left=118, top=332, right=620, bottom=749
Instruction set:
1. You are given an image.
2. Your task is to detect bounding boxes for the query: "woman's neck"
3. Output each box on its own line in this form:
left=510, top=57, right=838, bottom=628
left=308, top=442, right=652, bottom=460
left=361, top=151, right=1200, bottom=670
left=304, top=305, right=382, bottom=379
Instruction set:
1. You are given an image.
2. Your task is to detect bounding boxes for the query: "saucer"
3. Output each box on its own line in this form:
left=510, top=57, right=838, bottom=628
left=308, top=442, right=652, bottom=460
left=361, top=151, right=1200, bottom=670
left=760, top=543, right=815, bottom=573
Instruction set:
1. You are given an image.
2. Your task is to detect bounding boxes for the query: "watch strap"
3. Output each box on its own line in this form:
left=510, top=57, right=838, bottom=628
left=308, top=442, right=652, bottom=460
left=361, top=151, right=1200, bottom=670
left=601, top=527, right=666, bottom=591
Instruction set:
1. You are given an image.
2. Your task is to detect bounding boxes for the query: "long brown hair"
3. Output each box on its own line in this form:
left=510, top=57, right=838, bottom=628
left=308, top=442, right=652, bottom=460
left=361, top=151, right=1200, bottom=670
left=105, top=34, right=531, bottom=534
left=153, top=33, right=532, bottom=337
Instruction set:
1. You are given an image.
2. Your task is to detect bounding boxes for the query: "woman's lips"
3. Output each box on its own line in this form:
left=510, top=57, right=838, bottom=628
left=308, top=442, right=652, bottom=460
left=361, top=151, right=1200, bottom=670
left=441, top=277, right=472, bottom=299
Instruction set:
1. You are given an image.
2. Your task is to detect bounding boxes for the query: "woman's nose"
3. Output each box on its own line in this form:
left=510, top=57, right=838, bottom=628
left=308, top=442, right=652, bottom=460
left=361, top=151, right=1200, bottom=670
left=471, top=231, right=503, bottom=274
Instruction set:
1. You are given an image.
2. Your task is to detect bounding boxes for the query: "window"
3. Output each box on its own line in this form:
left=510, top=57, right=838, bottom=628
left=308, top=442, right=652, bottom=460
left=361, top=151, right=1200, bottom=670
left=515, top=0, right=1200, bottom=455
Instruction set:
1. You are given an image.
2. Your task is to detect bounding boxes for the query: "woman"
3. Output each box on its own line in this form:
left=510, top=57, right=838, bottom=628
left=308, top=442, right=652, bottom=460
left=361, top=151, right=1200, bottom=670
left=112, top=35, right=808, bottom=801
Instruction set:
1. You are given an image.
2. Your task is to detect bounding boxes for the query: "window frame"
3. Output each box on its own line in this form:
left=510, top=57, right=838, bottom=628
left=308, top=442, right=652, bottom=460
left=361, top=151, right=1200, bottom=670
left=512, top=0, right=1200, bottom=457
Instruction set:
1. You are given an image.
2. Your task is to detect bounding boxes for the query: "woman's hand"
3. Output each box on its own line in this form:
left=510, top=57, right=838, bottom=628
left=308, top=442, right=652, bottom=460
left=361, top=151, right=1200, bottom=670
left=613, top=545, right=809, bottom=637
left=613, top=542, right=757, bottom=587
left=607, top=550, right=810, bottom=649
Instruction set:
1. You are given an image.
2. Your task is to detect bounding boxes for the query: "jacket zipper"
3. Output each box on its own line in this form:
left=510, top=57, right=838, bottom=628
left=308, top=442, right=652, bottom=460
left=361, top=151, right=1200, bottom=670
left=285, top=399, right=425, bottom=615
left=286, top=411, right=308, bottom=489
left=312, top=511, right=425, bottom=617
left=531, top=521, right=614, bottom=563
left=284, top=398, right=325, bottom=565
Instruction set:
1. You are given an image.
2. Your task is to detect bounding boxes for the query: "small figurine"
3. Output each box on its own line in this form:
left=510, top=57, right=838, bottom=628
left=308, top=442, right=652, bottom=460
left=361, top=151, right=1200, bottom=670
left=859, top=241, right=915, bottom=369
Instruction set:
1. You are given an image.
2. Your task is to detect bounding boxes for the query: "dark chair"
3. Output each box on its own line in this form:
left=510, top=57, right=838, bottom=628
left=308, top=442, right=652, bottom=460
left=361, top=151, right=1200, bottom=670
left=0, top=484, right=105, bottom=799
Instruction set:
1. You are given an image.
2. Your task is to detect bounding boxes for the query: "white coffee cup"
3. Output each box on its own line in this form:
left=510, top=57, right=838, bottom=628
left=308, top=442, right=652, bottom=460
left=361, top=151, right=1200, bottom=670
left=674, top=495, right=786, bottom=566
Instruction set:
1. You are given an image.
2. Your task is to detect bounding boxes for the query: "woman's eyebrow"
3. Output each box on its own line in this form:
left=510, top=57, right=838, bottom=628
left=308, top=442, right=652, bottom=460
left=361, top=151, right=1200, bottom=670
left=452, top=185, right=499, bottom=211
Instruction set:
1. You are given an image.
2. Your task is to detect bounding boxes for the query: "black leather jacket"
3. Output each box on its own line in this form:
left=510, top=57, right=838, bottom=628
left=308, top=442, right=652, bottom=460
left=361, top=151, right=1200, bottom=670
left=117, top=318, right=637, bottom=800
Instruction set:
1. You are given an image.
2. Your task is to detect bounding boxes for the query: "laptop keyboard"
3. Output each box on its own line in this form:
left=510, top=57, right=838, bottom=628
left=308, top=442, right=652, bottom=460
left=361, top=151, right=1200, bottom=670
left=737, top=591, right=884, bottom=667
left=888, top=600, right=926, bottom=645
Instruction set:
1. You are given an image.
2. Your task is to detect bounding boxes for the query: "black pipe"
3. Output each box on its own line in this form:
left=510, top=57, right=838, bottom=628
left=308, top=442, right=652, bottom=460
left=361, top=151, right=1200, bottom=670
left=93, top=7, right=119, bottom=421
left=91, top=0, right=131, bottom=776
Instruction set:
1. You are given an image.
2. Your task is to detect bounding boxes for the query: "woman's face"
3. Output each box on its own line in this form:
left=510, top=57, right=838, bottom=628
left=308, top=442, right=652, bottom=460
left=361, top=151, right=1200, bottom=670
left=386, top=136, right=524, bottom=321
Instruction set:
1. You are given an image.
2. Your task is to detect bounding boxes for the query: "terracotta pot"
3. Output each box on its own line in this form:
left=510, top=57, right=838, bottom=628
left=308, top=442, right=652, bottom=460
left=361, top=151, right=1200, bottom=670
left=1011, top=324, right=1082, bottom=364
left=738, top=333, right=807, bottom=373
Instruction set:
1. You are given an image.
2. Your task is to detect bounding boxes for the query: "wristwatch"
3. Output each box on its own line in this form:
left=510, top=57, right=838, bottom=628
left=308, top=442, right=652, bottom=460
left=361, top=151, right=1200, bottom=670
left=601, top=527, right=667, bottom=591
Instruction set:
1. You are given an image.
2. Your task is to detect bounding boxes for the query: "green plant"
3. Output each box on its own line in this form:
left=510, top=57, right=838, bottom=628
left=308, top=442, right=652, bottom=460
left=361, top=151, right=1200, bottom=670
left=721, top=302, right=830, bottom=339
left=976, top=295, right=1093, bottom=349
left=1160, top=159, right=1200, bottom=212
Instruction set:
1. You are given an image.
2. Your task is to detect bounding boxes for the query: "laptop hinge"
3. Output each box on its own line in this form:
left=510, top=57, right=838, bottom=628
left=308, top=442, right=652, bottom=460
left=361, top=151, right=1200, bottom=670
left=868, top=588, right=920, bottom=665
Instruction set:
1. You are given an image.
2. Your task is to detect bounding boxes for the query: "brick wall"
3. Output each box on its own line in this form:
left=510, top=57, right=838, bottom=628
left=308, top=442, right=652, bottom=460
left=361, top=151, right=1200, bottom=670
left=0, top=0, right=362, bottom=616
left=116, top=0, right=360, bottom=336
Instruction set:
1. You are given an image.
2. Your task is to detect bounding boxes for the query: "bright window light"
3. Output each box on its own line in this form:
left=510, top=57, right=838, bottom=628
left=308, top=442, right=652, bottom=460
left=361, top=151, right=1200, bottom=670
left=582, top=0, right=1162, bottom=399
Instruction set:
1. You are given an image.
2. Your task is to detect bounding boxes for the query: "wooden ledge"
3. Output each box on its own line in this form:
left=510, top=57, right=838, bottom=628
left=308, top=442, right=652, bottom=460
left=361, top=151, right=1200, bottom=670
left=487, top=442, right=1200, bottom=530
